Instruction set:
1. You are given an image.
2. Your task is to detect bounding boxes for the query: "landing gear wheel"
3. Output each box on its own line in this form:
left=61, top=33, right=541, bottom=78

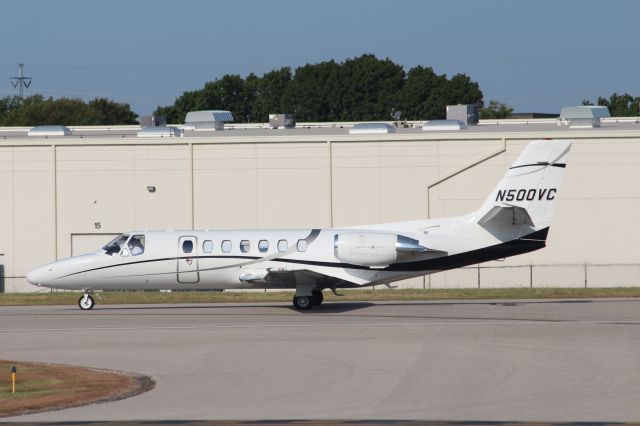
left=292, top=295, right=313, bottom=311
left=311, top=290, right=324, bottom=306
left=78, top=294, right=95, bottom=310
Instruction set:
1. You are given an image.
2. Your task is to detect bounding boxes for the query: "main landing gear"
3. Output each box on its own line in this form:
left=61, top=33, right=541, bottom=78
left=78, top=292, right=95, bottom=310
left=292, top=289, right=323, bottom=311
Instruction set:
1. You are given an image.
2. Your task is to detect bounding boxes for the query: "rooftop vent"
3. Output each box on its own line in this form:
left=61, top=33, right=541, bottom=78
left=422, top=119, right=467, bottom=131
left=558, top=106, right=610, bottom=128
left=349, top=122, right=396, bottom=135
left=28, top=125, right=72, bottom=137
left=137, top=126, right=183, bottom=138
left=184, top=110, right=234, bottom=131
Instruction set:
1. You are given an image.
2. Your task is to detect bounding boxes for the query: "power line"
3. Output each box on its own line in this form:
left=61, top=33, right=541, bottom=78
left=10, top=63, right=32, bottom=99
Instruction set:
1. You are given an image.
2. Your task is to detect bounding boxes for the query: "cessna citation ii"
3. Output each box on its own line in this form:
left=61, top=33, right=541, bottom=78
left=27, top=139, right=571, bottom=311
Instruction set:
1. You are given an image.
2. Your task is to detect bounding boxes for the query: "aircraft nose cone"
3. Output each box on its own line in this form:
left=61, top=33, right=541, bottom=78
left=26, top=266, right=52, bottom=286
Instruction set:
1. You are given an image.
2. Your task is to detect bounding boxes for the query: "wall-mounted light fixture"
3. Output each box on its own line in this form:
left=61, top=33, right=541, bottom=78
left=147, top=186, right=156, bottom=193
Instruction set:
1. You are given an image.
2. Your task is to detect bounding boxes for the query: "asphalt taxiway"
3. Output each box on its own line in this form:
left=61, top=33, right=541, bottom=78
left=3, top=298, right=640, bottom=422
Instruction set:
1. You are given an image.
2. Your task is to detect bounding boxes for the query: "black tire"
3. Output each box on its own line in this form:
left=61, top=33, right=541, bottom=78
left=78, top=295, right=95, bottom=310
left=292, top=295, right=313, bottom=310
left=311, top=290, right=324, bottom=306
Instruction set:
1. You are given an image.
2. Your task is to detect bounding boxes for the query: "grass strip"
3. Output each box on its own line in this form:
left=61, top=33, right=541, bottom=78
left=1, top=287, right=640, bottom=306
left=0, top=360, right=154, bottom=417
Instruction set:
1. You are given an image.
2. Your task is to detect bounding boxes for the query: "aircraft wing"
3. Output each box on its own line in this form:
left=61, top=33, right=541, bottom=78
left=239, top=267, right=358, bottom=289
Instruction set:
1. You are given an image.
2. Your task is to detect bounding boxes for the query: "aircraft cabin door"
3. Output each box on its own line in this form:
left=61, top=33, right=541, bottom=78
left=177, top=236, right=200, bottom=283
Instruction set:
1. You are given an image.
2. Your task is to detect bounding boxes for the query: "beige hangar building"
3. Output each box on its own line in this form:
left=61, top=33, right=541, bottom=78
left=1, top=116, right=639, bottom=293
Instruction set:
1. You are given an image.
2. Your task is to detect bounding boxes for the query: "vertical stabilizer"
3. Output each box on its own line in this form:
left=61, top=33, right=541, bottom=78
left=474, top=139, right=571, bottom=234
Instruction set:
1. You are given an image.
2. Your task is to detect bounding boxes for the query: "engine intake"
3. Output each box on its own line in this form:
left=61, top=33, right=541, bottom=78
left=334, top=232, right=427, bottom=267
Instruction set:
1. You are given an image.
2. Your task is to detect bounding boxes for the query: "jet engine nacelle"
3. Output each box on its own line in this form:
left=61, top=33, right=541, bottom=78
left=333, top=232, right=427, bottom=267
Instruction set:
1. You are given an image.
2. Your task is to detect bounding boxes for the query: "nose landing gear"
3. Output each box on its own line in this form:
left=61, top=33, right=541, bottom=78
left=78, top=292, right=95, bottom=310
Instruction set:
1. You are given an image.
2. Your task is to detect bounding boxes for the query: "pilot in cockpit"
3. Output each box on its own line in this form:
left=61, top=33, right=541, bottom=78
left=128, top=236, right=145, bottom=256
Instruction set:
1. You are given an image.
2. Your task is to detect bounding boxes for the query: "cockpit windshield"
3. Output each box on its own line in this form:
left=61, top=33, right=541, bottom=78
left=103, top=234, right=129, bottom=256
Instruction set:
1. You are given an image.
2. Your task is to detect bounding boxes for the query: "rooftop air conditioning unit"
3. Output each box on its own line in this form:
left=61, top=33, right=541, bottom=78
left=446, top=104, right=479, bottom=125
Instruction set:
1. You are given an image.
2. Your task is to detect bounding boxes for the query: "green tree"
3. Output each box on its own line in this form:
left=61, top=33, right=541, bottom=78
left=154, top=54, right=485, bottom=123
left=161, top=90, right=200, bottom=124
left=337, top=54, right=405, bottom=121
left=480, top=100, right=514, bottom=119
left=87, top=98, right=138, bottom=124
left=596, top=93, right=639, bottom=116
left=0, top=95, right=137, bottom=126
left=196, top=74, right=247, bottom=120
left=285, top=60, right=342, bottom=121
left=445, top=74, right=483, bottom=107
left=398, top=66, right=448, bottom=120
left=250, top=67, right=292, bottom=122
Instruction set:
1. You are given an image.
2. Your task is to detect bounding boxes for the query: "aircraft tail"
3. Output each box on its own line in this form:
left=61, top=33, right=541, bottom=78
left=474, top=139, right=571, bottom=236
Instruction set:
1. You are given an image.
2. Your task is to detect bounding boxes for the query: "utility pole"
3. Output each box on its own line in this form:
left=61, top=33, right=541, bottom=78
left=10, top=63, right=32, bottom=99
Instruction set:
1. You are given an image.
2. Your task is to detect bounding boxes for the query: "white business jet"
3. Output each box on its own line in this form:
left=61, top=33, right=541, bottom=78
left=27, top=139, right=571, bottom=311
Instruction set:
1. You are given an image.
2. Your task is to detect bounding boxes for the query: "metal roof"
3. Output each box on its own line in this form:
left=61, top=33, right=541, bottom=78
left=1, top=118, right=639, bottom=143
left=184, top=110, right=234, bottom=123
left=28, top=125, right=72, bottom=137
left=349, top=122, right=396, bottom=134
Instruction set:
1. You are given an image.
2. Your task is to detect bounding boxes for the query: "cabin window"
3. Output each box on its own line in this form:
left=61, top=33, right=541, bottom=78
left=203, top=240, right=213, bottom=253
left=277, top=239, right=288, bottom=253
left=258, top=240, right=269, bottom=253
left=128, top=235, right=145, bottom=256
left=240, top=240, right=250, bottom=253
left=103, top=234, right=129, bottom=256
left=297, top=239, right=307, bottom=252
left=221, top=240, right=232, bottom=253
left=182, top=240, right=194, bottom=254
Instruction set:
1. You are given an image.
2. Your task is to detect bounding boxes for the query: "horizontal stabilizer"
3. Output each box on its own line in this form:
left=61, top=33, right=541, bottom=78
left=478, top=205, right=534, bottom=228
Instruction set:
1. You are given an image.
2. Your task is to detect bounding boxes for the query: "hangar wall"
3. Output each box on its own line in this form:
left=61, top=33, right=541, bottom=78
left=0, top=127, right=639, bottom=292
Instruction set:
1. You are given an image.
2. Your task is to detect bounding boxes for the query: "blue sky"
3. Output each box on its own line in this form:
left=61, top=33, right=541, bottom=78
left=1, top=0, right=638, bottom=116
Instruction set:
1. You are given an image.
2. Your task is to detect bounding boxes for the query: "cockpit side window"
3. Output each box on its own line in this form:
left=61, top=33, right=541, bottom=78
left=103, top=234, right=129, bottom=256
left=128, top=235, right=145, bottom=256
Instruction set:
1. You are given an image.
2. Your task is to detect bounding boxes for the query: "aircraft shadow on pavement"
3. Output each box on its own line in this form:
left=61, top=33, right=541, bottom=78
left=54, top=298, right=640, bottom=324
left=67, top=298, right=618, bottom=323
left=83, top=296, right=616, bottom=314
left=374, top=299, right=598, bottom=307
left=83, top=301, right=375, bottom=314
left=293, top=301, right=375, bottom=313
